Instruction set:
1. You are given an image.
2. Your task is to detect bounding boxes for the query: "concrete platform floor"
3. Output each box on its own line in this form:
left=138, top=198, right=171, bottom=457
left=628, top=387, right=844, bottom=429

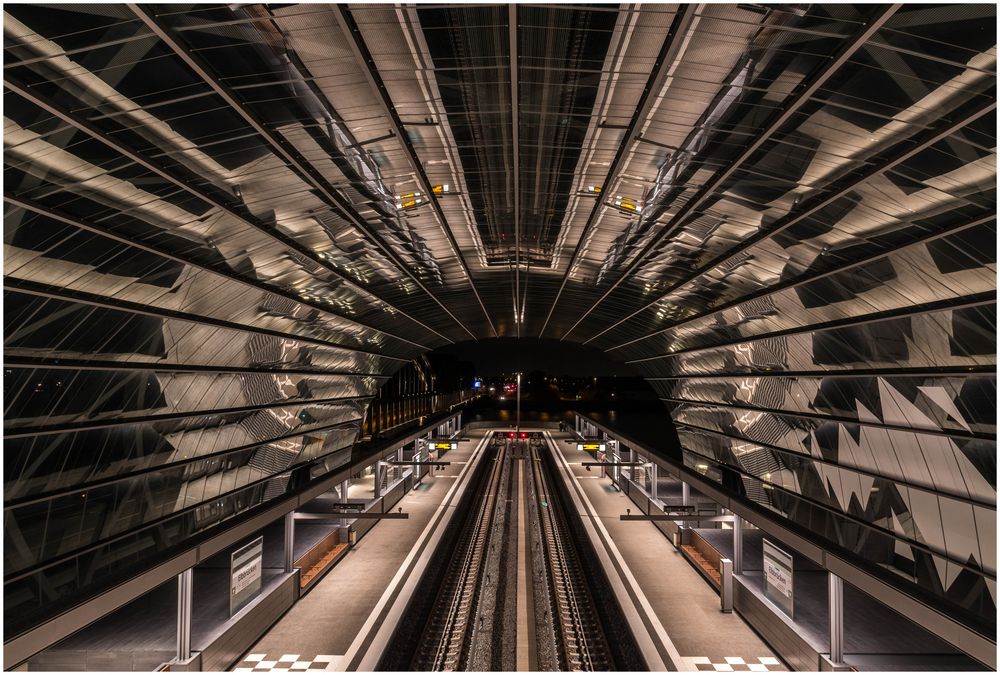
left=548, top=431, right=787, bottom=672
left=232, top=430, right=488, bottom=672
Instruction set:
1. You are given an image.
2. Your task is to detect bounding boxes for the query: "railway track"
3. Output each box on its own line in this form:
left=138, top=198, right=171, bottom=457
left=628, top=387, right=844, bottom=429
left=528, top=435, right=612, bottom=671
left=380, top=430, right=641, bottom=671
left=416, top=436, right=506, bottom=670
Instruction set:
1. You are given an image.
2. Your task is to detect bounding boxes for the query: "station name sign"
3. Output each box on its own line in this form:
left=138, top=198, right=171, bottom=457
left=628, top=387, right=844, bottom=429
left=230, top=536, right=264, bottom=617
left=762, top=539, right=794, bottom=619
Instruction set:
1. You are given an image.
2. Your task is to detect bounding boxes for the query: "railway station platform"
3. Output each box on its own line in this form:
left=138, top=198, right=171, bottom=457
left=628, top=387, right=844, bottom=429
left=230, top=430, right=492, bottom=672
left=546, top=431, right=787, bottom=672
left=567, top=413, right=994, bottom=672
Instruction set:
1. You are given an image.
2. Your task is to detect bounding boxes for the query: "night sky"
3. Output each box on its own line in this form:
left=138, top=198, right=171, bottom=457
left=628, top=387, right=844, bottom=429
left=431, top=338, right=639, bottom=377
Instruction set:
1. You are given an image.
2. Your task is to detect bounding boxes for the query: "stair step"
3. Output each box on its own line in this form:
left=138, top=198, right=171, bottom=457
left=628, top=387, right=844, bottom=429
left=300, top=542, right=350, bottom=587
left=682, top=545, right=722, bottom=584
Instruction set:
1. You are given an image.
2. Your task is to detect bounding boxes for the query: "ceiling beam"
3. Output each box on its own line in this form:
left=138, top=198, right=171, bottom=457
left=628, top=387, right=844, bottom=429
left=332, top=4, right=498, bottom=338
left=5, top=194, right=435, bottom=352
left=626, top=294, right=995, bottom=365
left=510, top=3, right=521, bottom=337
left=4, top=278, right=410, bottom=362
left=603, top=94, right=997, bottom=351
left=605, top=211, right=994, bottom=352
left=128, top=4, right=477, bottom=341
left=536, top=4, right=700, bottom=338
left=561, top=4, right=902, bottom=342
left=3, top=356, right=387, bottom=379
left=4, top=391, right=368, bottom=440
left=2, top=75, right=454, bottom=346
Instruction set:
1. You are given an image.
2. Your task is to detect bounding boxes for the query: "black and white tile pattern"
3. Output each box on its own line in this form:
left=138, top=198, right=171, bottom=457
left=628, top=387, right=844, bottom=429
left=233, top=653, right=344, bottom=672
left=686, top=655, right=784, bottom=671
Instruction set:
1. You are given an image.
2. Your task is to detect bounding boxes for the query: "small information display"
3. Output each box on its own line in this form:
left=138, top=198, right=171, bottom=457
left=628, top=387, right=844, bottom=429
left=762, top=539, right=794, bottom=618
left=433, top=442, right=457, bottom=450
left=230, top=536, right=263, bottom=617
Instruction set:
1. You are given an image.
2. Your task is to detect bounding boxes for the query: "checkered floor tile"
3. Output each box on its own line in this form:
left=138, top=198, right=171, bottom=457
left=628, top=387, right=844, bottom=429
left=685, top=655, right=783, bottom=672
left=233, top=653, right=343, bottom=672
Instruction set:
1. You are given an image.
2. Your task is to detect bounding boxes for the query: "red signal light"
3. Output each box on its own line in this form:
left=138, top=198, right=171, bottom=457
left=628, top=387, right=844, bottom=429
left=520, top=432, right=527, bottom=439
left=508, top=432, right=515, bottom=439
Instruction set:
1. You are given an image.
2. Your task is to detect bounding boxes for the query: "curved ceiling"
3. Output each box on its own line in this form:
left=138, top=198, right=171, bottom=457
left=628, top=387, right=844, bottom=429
left=3, top=3, right=996, bottom=644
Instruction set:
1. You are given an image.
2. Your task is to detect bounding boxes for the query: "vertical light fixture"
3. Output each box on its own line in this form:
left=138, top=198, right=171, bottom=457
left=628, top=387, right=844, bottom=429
left=516, top=372, right=522, bottom=434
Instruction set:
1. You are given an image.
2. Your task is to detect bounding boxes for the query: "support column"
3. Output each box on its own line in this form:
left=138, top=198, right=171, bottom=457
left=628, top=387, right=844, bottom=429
left=176, top=568, right=193, bottom=662
left=682, top=481, right=690, bottom=506
left=829, top=572, right=844, bottom=663
left=284, top=512, right=294, bottom=573
left=733, top=515, right=743, bottom=575
left=374, top=461, right=383, bottom=499
left=650, top=463, right=658, bottom=502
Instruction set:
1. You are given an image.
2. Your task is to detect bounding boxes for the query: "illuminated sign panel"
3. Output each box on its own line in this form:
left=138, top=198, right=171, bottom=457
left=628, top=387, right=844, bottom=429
left=763, top=539, right=794, bottom=618
left=230, top=537, right=263, bottom=617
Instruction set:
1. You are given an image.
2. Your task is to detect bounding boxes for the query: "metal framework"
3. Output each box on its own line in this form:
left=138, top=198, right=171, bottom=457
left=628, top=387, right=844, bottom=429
left=3, top=4, right=995, bottom=667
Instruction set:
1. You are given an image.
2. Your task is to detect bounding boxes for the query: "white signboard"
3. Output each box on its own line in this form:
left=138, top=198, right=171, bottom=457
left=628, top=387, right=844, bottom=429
left=762, top=539, right=794, bottom=618
left=230, top=536, right=263, bottom=617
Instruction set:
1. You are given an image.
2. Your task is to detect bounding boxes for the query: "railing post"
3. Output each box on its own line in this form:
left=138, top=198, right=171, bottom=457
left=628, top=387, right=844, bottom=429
left=829, top=572, right=844, bottom=663
left=733, top=514, right=743, bottom=575
left=720, top=558, right=734, bottom=612
left=284, top=511, right=294, bottom=573
left=176, top=568, right=193, bottom=662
